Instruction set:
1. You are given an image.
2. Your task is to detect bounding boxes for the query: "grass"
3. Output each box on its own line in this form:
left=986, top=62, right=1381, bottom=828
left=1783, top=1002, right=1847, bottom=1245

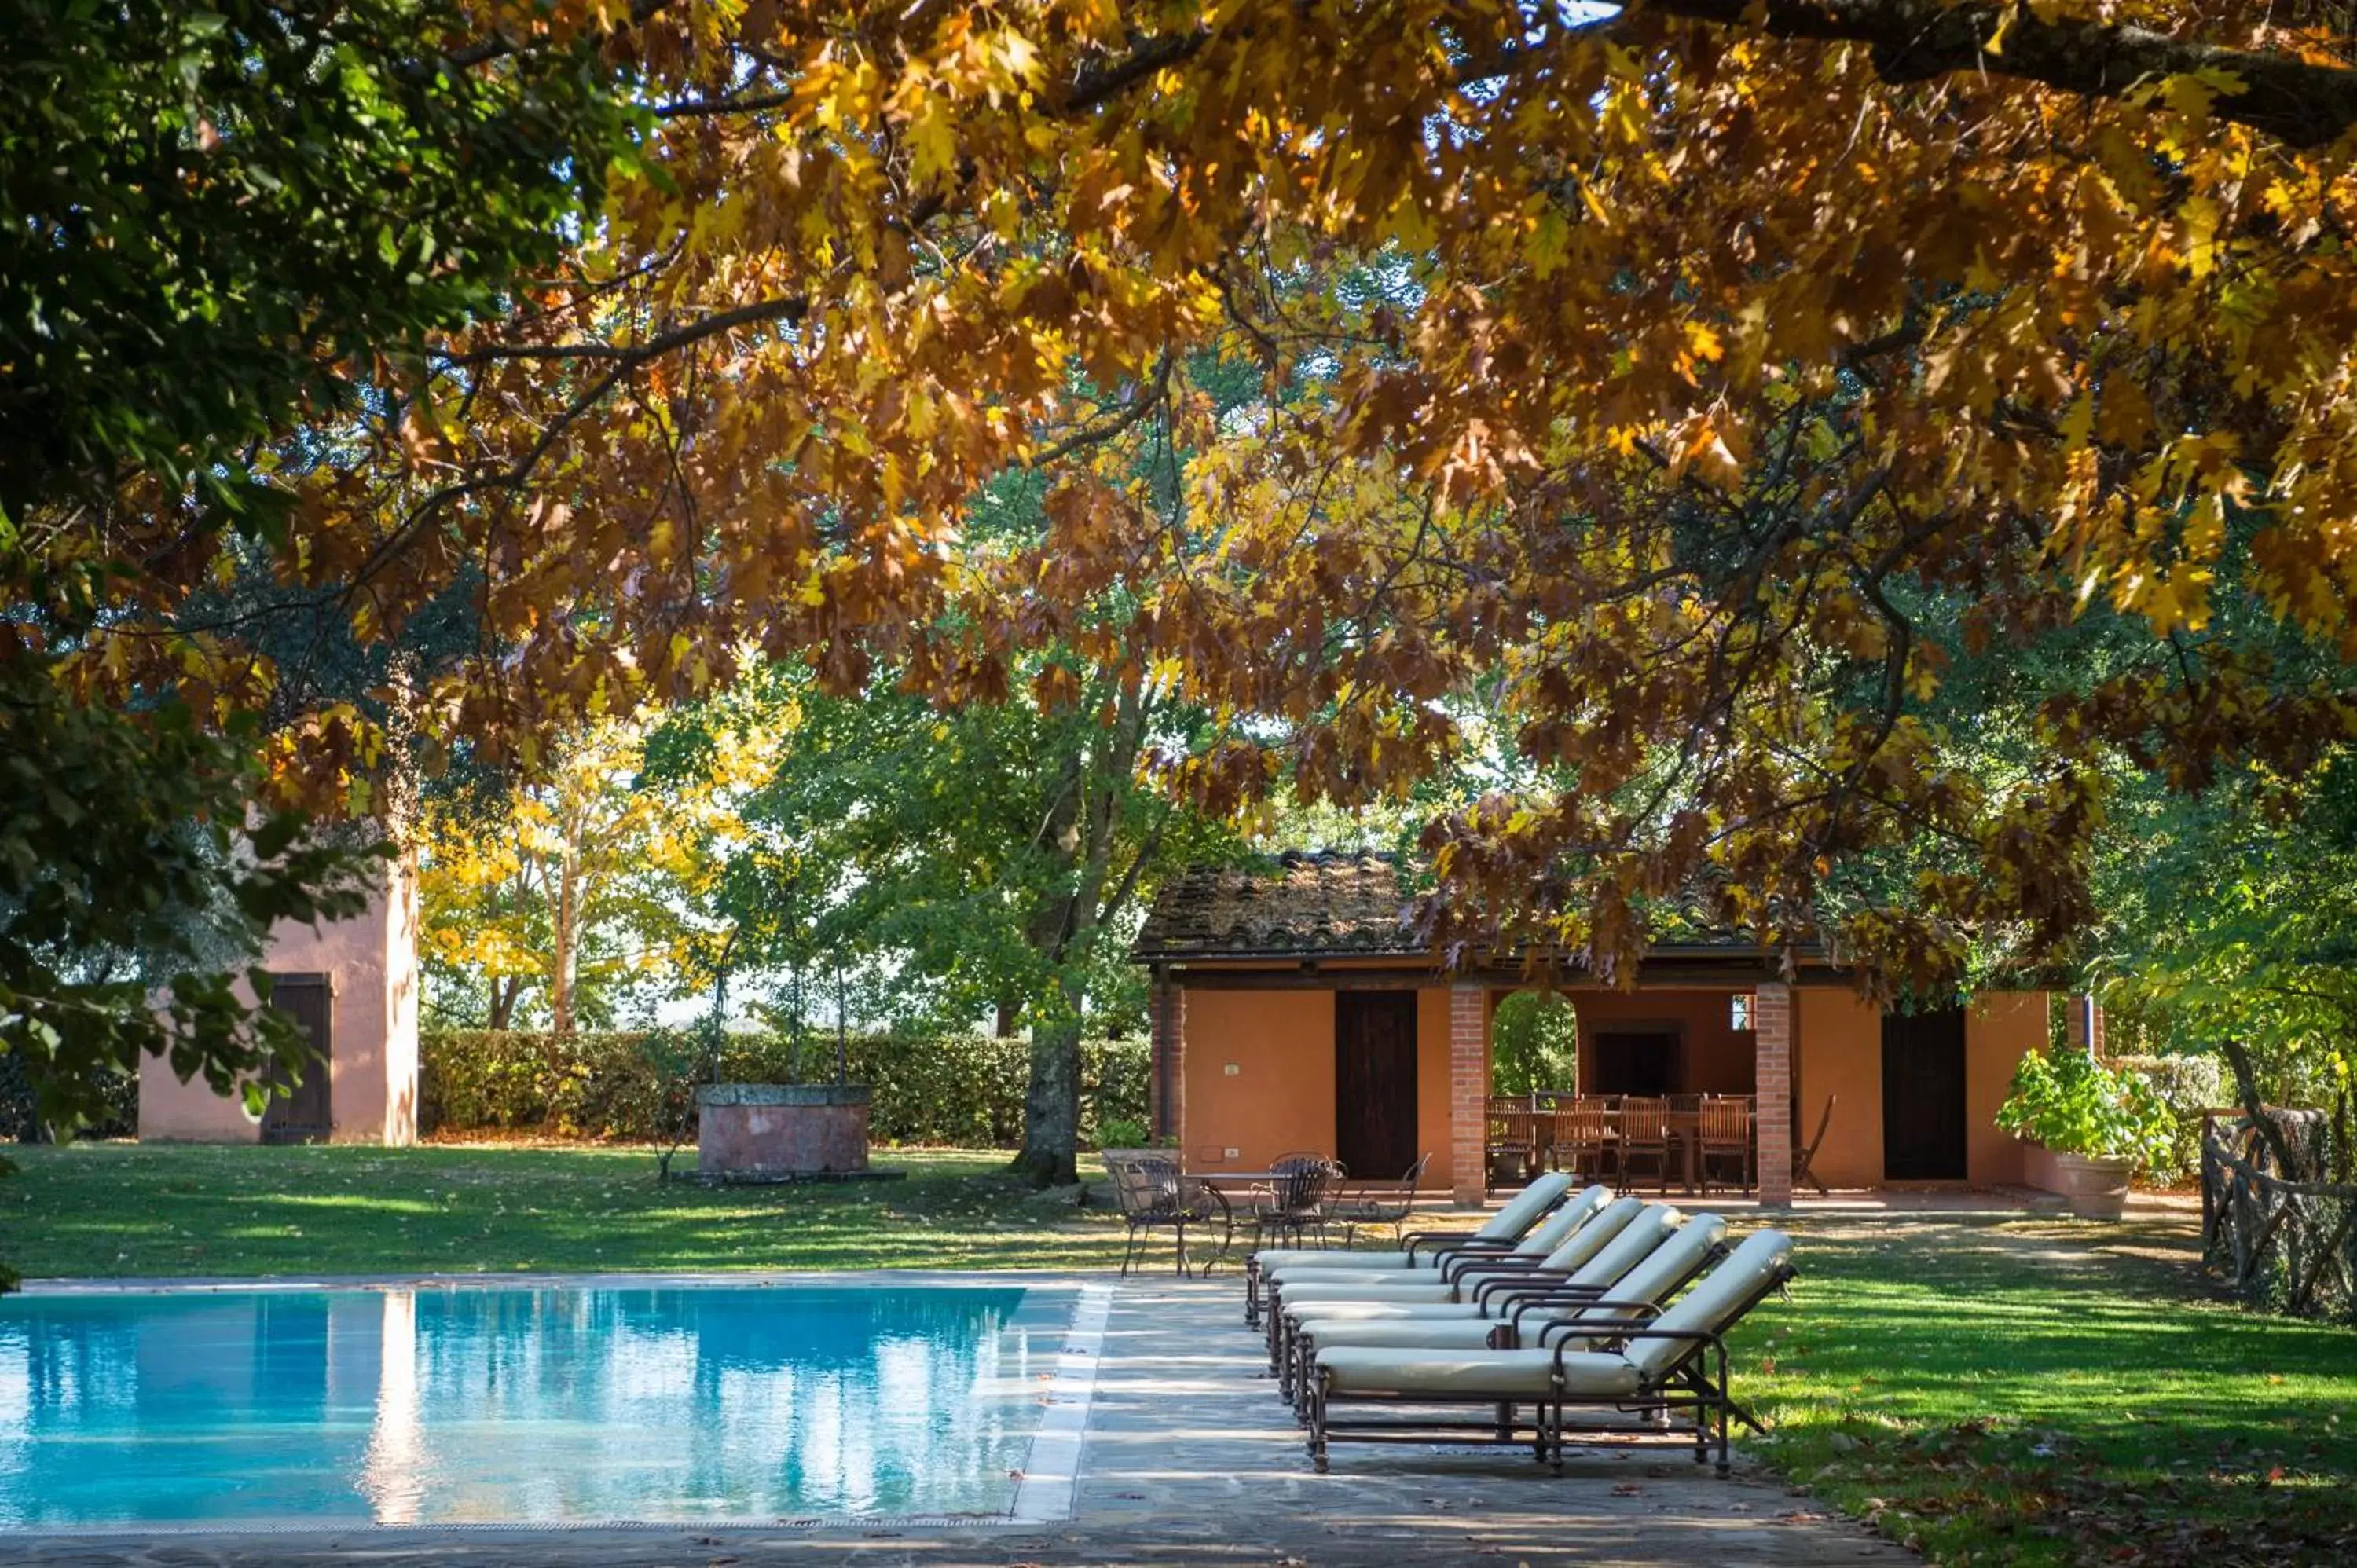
left=5, top=1146, right=2355, bottom=1563
left=1735, top=1211, right=2357, bottom=1566
left=1, top=1141, right=1131, bottom=1277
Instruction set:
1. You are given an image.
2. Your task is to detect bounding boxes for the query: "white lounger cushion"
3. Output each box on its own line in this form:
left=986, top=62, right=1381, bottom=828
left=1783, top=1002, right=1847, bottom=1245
left=1572, top=1214, right=1728, bottom=1328
left=1317, top=1347, right=1644, bottom=1399
left=1314, top=1227, right=1794, bottom=1400
left=1280, top=1197, right=1653, bottom=1313
left=1303, top=1318, right=1519, bottom=1352
left=1257, top=1183, right=1604, bottom=1279
left=1625, top=1229, right=1792, bottom=1377
left=1289, top=1299, right=1493, bottom=1324
left=1294, top=1211, right=1727, bottom=1336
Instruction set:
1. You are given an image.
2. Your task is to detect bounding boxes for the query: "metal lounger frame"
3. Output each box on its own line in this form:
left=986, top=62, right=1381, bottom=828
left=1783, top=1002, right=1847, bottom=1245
left=1280, top=1240, right=1728, bottom=1409
left=1303, top=1261, right=1795, bottom=1478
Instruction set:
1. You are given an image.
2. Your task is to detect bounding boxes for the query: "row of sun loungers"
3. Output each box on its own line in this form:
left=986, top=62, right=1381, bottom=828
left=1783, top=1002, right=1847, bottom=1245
left=1241, top=1171, right=1794, bottom=1475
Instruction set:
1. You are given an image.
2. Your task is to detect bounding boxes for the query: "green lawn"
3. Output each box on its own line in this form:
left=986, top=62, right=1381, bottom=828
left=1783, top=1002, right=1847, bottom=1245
left=5, top=1146, right=2354, bottom=1564
left=1, top=1142, right=1131, bottom=1276
left=1739, top=1211, right=2357, bottom=1566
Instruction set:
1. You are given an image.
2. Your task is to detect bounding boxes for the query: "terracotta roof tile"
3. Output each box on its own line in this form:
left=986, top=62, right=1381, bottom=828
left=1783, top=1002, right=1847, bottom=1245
left=1132, top=850, right=1420, bottom=960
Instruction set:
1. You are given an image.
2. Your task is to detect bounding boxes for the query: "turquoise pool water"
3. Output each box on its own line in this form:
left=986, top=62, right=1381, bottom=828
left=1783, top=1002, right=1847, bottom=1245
left=0, top=1283, right=1071, bottom=1530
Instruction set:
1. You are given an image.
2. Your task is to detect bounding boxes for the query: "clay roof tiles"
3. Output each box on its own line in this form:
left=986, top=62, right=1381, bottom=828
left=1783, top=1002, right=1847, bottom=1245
left=1132, top=849, right=1421, bottom=961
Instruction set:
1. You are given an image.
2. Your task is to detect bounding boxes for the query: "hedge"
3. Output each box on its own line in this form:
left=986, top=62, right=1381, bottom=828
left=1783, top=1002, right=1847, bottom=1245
left=420, top=1028, right=1149, bottom=1147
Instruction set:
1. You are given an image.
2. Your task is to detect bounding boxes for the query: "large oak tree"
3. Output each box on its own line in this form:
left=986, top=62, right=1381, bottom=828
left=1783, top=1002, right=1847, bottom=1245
left=24, top=0, right=2357, bottom=1157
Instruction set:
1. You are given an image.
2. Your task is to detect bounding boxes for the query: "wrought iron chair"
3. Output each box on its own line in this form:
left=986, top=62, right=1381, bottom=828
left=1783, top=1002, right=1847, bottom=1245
left=1323, top=1152, right=1433, bottom=1248
left=1248, top=1152, right=1342, bottom=1255
left=1698, top=1095, right=1755, bottom=1194
left=1106, top=1152, right=1233, bottom=1277
left=1617, top=1097, right=1673, bottom=1193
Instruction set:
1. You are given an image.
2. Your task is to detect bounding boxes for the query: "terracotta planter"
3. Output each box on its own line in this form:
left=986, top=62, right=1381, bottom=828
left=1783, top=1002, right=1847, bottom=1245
left=2051, top=1152, right=2135, bottom=1220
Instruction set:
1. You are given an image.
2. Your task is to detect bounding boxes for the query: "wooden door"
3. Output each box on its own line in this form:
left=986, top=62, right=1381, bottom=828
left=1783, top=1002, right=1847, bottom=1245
left=260, top=973, right=334, bottom=1145
left=1335, top=991, right=1418, bottom=1178
left=1591, top=1030, right=1683, bottom=1096
left=1882, top=1007, right=1967, bottom=1179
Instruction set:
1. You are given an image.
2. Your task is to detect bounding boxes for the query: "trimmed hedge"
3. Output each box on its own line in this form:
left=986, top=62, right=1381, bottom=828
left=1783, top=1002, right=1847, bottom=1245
left=420, top=1028, right=1149, bottom=1147
left=2110, top=1052, right=2229, bottom=1185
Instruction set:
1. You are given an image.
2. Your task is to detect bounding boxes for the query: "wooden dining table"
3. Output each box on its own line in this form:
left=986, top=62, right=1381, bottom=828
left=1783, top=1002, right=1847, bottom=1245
left=1507, top=1103, right=1752, bottom=1195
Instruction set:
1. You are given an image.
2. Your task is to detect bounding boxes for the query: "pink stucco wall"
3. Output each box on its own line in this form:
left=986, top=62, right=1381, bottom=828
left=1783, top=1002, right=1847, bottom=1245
left=138, top=855, right=420, bottom=1145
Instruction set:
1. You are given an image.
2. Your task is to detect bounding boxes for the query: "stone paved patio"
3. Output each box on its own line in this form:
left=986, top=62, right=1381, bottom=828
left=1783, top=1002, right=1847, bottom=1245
left=5, top=1269, right=1908, bottom=1567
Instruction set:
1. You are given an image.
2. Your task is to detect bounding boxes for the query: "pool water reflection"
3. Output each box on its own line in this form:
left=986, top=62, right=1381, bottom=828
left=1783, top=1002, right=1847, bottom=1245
left=0, top=1283, right=1067, bottom=1529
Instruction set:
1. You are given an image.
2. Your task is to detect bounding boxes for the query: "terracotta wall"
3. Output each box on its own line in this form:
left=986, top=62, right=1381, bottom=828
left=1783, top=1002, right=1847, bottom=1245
left=1967, top=991, right=2046, bottom=1186
left=137, top=858, right=420, bottom=1145
left=1794, top=987, right=1884, bottom=1188
left=137, top=1053, right=262, bottom=1142
left=1570, top=988, right=1756, bottom=1094
left=1175, top=985, right=1461, bottom=1191
left=1179, top=988, right=1337, bottom=1173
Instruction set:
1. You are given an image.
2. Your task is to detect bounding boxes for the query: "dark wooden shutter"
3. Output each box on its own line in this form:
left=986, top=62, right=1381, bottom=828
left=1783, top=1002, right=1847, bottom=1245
left=1334, top=991, right=1418, bottom=1178
left=260, top=973, right=334, bottom=1145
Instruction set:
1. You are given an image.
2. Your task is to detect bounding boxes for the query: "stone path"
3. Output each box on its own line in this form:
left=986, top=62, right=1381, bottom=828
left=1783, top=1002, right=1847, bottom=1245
left=7, top=1274, right=1908, bottom=1567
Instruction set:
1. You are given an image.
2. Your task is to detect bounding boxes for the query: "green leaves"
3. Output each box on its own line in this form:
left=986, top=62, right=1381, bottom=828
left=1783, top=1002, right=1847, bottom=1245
left=1996, top=1047, right=2177, bottom=1167
left=0, top=654, right=381, bottom=1134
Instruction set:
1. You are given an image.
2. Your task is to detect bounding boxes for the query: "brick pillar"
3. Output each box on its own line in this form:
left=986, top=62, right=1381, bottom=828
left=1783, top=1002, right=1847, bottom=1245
left=2065, top=994, right=2106, bottom=1057
left=1148, top=981, right=1185, bottom=1145
left=1450, top=984, right=1490, bottom=1205
left=1755, top=983, right=1794, bottom=1208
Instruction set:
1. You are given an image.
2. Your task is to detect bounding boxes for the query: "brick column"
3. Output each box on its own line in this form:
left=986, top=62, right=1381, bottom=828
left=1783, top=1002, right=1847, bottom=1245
left=2065, top=994, right=2106, bottom=1057
left=1148, top=980, right=1185, bottom=1145
left=1450, top=984, right=1490, bottom=1205
left=1754, top=983, right=1794, bottom=1208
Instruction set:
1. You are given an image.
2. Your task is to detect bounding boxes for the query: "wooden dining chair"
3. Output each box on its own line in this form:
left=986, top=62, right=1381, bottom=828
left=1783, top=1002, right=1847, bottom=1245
left=1552, top=1102, right=1618, bottom=1188
left=1486, top=1103, right=1540, bottom=1190
left=1617, top=1097, right=1673, bottom=1193
left=1698, top=1095, right=1755, bottom=1194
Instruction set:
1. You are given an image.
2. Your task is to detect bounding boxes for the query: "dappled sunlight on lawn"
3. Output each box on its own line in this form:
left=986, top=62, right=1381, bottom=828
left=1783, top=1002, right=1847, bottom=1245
left=1736, top=1210, right=2357, bottom=1564
left=5, top=1142, right=1131, bottom=1279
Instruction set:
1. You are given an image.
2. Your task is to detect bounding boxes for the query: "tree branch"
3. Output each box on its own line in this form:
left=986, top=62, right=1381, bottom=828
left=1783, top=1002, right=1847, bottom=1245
left=1640, top=0, right=2357, bottom=148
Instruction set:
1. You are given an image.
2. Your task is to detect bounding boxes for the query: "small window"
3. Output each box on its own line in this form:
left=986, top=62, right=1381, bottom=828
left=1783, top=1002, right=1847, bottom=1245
left=1730, top=993, right=1754, bottom=1031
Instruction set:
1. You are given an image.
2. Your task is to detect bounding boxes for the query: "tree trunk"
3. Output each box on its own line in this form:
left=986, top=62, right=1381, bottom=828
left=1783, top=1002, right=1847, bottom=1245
left=551, top=851, right=578, bottom=1035
left=486, top=975, right=520, bottom=1031
left=994, top=998, right=1021, bottom=1038
left=1014, top=1006, right=1084, bottom=1185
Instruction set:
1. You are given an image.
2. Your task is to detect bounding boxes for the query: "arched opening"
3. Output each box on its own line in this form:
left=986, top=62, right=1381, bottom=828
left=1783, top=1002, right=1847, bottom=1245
left=1490, top=990, right=1579, bottom=1096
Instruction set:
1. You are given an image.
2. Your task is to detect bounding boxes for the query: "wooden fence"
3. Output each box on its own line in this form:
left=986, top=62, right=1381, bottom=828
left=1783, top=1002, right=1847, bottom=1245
left=2200, top=1111, right=2357, bottom=1322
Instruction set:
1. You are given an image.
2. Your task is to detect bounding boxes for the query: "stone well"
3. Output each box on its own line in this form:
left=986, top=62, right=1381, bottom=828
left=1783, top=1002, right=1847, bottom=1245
left=695, top=1083, right=874, bottom=1181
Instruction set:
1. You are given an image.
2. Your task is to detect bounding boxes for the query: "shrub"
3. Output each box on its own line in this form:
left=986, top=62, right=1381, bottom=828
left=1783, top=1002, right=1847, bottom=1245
left=420, top=1028, right=1149, bottom=1148
left=1, top=1052, right=135, bottom=1142
left=1996, top=1047, right=2176, bottom=1171
left=1096, top=1116, right=1149, bottom=1149
left=2106, top=1053, right=2228, bottom=1185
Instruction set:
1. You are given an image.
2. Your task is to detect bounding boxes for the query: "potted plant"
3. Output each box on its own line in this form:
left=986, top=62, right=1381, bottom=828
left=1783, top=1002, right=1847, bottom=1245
left=1996, top=1047, right=2174, bottom=1218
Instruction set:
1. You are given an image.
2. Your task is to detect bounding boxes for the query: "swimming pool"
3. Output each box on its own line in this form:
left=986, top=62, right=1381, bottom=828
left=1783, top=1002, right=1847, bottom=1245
left=0, top=1279, right=1098, bottom=1530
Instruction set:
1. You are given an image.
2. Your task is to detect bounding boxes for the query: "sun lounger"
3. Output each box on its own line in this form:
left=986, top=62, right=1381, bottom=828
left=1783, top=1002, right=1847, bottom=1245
left=1285, top=1214, right=1730, bottom=1398
left=1305, top=1229, right=1795, bottom=1477
left=1244, top=1171, right=1578, bottom=1326
left=1266, top=1196, right=1649, bottom=1379
left=1262, top=1184, right=1610, bottom=1293
left=1278, top=1205, right=1700, bottom=1401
